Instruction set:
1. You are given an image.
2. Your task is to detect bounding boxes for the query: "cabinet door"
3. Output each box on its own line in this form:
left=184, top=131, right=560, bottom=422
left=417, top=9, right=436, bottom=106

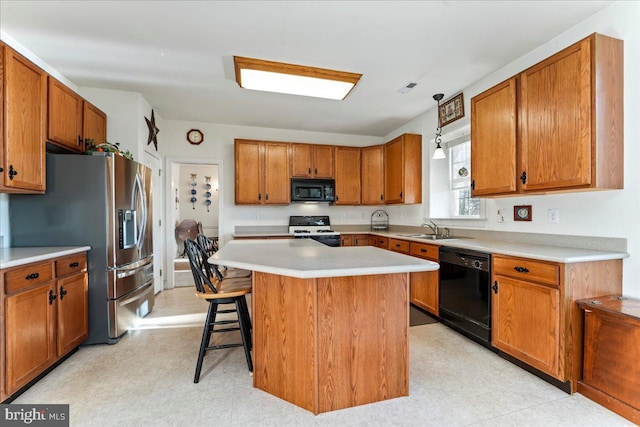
left=5, top=284, right=56, bottom=395
left=264, top=142, right=290, bottom=204
left=2, top=45, right=47, bottom=192
left=410, top=271, right=439, bottom=316
left=83, top=101, right=107, bottom=149
left=57, top=273, right=89, bottom=356
left=361, top=145, right=384, bottom=204
left=48, top=77, right=83, bottom=152
left=291, top=144, right=313, bottom=177
left=492, top=275, right=561, bottom=378
left=235, top=140, right=263, bottom=204
left=340, top=235, right=353, bottom=247
left=313, top=145, right=334, bottom=178
left=384, top=137, right=404, bottom=204
left=471, top=78, right=517, bottom=196
left=353, top=234, right=370, bottom=246
left=520, top=38, right=591, bottom=191
left=334, top=146, right=360, bottom=205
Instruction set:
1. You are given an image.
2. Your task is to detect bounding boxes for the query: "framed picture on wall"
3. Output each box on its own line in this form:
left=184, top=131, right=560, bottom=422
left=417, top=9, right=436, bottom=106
left=439, top=93, right=465, bottom=127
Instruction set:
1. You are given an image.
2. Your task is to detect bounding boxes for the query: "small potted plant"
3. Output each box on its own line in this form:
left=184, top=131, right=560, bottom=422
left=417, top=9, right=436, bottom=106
left=86, top=140, right=134, bottom=160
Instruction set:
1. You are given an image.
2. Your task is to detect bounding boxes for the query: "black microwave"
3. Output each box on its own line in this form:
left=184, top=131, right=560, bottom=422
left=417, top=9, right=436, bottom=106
left=291, top=178, right=335, bottom=202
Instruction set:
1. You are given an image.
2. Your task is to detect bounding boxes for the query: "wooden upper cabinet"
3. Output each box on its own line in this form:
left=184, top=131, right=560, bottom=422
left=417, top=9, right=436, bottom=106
left=361, top=145, right=384, bottom=204
left=471, top=33, right=623, bottom=197
left=471, top=77, right=518, bottom=196
left=83, top=101, right=107, bottom=149
left=384, top=133, right=422, bottom=204
left=334, top=146, right=361, bottom=205
left=1, top=43, right=47, bottom=193
left=291, top=144, right=334, bottom=178
left=235, top=139, right=290, bottom=205
left=263, top=142, right=290, bottom=204
left=48, top=76, right=83, bottom=152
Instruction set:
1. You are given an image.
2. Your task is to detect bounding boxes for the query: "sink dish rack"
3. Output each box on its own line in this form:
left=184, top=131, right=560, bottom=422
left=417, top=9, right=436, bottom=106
left=370, top=210, right=389, bottom=231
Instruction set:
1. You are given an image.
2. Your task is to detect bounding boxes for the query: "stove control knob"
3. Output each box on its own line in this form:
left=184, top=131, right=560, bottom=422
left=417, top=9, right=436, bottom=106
left=472, top=260, right=482, bottom=269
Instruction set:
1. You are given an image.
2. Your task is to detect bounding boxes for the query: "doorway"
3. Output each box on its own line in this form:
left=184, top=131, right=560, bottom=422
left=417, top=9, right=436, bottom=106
left=165, top=157, right=222, bottom=289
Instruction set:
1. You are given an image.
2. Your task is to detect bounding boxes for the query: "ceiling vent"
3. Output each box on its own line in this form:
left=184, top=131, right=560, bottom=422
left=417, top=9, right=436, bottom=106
left=397, top=82, right=418, bottom=94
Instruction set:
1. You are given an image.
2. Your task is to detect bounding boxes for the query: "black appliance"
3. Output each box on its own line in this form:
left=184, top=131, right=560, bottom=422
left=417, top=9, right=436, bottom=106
left=291, top=178, right=335, bottom=203
left=438, top=246, right=493, bottom=349
left=288, top=215, right=340, bottom=247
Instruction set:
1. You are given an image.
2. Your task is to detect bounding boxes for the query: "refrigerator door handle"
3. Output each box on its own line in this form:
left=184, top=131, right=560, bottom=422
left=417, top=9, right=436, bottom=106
left=133, top=173, right=147, bottom=249
left=108, top=255, right=154, bottom=273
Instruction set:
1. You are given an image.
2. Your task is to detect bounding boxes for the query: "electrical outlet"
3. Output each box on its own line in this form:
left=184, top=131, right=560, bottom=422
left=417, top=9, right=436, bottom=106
left=497, top=208, right=505, bottom=223
left=548, top=209, right=559, bottom=223
left=254, top=212, right=259, bottom=220
left=340, top=212, right=346, bottom=219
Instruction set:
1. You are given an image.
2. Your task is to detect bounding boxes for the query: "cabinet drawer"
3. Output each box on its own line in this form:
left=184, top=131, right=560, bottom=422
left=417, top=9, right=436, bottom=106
left=493, top=255, right=559, bottom=286
left=4, top=262, right=54, bottom=294
left=409, top=242, right=439, bottom=261
left=388, top=238, right=410, bottom=254
left=56, top=254, right=87, bottom=278
left=373, top=236, right=389, bottom=249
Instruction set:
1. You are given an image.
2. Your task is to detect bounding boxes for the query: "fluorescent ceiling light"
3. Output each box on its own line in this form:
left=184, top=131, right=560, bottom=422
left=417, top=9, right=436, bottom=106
left=234, top=56, right=361, bottom=100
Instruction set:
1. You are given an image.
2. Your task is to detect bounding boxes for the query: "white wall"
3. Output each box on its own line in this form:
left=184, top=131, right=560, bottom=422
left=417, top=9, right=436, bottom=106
left=386, top=1, right=640, bottom=297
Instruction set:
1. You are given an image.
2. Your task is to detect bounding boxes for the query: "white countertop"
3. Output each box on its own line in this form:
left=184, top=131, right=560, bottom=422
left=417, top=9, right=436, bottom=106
left=0, top=246, right=91, bottom=269
left=209, top=239, right=438, bottom=279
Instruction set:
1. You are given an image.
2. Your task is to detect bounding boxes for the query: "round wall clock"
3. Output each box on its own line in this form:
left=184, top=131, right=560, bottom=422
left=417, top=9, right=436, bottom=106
left=187, top=129, right=204, bottom=145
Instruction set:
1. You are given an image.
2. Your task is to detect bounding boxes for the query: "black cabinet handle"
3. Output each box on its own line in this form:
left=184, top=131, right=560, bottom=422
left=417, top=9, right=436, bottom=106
left=520, top=171, right=527, bottom=184
left=514, top=266, right=530, bottom=273
left=308, top=168, right=311, bottom=174
left=315, top=168, right=318, bottom=174
left=78, top=135, right=82, bottom=146
left=399, top=192, right=402, bottom=198
left=380, top=194, right=383, bottom=201
left=8, top=165, right=18, bottom=180
left=69, top=262, right=79, bottom=268
left=395, top=244, right=401, bottom=247
left=420, top=248, right=427, bottom=253
left=471, top=180, right=475, bottom=190
left=59, top=286, right=68, bottom=300
left=492, top=281, right=499, bottom=294
left=258, top=193, right=261, bottom=201
left=265, top=193, right=269, bottom=201
left=336, top=195, right=339, bottom=201
left=0, top=166, right=3, bottom=173
left=49, top=290, right=57, bottom=305
left=25, top=272, right=40, bottom=280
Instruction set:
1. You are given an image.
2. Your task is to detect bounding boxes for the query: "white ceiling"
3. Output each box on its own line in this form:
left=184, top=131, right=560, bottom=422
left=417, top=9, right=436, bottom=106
left=0, top=1, right=614, bottom=137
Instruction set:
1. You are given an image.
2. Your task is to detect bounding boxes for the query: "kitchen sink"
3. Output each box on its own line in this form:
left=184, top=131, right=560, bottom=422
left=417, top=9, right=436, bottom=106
left=398, top=234, right=458, bottom=240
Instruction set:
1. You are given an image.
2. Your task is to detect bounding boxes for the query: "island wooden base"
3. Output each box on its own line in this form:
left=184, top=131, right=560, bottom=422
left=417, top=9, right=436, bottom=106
left=252, top=272, right=409, bottom=414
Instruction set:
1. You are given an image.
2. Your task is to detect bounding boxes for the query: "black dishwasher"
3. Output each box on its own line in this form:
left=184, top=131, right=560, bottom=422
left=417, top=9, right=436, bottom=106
left=438, top=247, right=493, bottom=349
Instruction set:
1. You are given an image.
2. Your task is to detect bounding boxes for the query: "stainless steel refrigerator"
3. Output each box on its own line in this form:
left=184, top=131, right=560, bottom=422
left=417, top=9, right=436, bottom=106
left=10, top=153, right=154, bottom=344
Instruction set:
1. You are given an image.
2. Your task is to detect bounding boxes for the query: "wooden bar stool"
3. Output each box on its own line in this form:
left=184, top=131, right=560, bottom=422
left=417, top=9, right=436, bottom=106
left=184, top=239, right=253, bottom=383
left=196, top=233, right=252, bottom=279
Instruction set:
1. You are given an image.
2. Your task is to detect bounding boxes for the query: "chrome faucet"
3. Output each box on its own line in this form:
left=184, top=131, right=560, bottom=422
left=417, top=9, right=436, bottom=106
left=421, top=220, right=439, bottom=237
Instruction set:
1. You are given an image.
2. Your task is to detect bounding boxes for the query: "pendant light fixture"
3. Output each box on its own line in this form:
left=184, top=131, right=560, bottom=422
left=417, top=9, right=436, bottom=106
left=432, top=93, right=446, bottom=159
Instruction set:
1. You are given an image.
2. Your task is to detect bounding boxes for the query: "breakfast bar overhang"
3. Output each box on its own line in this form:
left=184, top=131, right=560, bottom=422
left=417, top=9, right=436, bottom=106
left=210, top=239, right=439, bottom=414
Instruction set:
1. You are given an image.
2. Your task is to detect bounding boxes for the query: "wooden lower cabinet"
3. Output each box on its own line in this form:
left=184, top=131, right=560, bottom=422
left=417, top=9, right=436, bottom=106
left=340, top=235, right=353, bottom=247
left=388, top=238, right=409, bottom=254
left=491, top=254, right=622, bottom=391
left=1, top=252, right=88, bottom=401
left=408, top=242, right=439, bottom=316
left=352, top=234, right=371, bottom=246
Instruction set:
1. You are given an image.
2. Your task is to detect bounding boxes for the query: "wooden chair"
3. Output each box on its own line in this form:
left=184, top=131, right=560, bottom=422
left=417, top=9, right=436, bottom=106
left=184, top=239, right=253, bottom=383
left=196, top=233, right=252, bottom=279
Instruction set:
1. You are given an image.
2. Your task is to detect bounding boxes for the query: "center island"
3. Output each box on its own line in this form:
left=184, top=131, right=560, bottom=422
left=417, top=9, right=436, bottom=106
left=209, top=239, right=439, bottom=414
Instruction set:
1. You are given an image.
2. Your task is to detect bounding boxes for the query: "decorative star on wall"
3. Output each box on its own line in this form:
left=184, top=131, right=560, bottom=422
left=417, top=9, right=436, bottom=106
left=145, top=109, right=160, bottom=151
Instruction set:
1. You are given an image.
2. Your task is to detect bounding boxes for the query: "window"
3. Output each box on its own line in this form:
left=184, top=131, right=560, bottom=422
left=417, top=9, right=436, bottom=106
left=449, top=141, right=480, bottom=217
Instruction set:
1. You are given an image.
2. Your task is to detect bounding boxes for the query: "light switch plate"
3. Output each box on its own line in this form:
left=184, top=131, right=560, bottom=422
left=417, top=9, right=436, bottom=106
left=548, top=209, right=560, bottom=223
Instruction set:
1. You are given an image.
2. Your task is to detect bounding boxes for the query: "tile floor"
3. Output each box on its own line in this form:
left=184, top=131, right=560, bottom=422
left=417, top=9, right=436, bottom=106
left=14, top=288, right=634, bottom=426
